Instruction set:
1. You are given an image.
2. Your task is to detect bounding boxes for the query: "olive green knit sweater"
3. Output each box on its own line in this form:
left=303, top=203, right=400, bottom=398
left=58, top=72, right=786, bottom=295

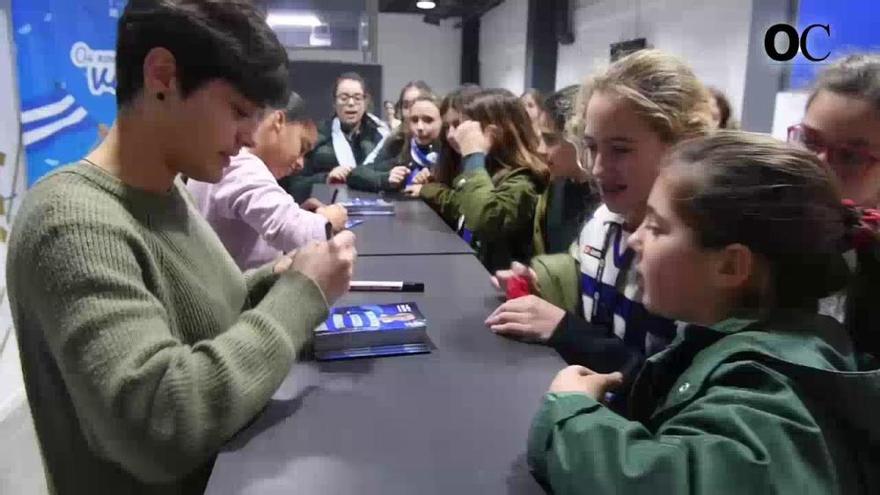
left=7, top=162, right=328, bottom=494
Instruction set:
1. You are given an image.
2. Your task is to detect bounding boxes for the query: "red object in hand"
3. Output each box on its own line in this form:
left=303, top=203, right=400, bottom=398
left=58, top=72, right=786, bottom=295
left=506, top=275, right=531, bottom=300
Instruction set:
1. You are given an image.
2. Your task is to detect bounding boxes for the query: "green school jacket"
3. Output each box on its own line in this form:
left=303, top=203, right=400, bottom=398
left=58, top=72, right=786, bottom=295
left=420, top=180, right=462, bottom=229
left=532, top=179, right=599, bottom=256
left=346, top=134, right=405, bottom=192
left=527, top=312, right=880, bottom=494
left=530, top=252, right=580, bottom=314
left=423, top=152, right=545, bottom=272
left=280, top=117, right=386, bottom=202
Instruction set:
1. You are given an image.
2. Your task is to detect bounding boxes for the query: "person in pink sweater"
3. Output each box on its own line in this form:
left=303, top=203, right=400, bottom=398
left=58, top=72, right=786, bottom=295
left=188, top=92, right=348, bottom=270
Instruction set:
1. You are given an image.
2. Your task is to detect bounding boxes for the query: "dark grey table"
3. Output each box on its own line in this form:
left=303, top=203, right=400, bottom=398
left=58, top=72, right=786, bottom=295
left=311, top=185, right=474, bottom=257
left=205, top=254, right=564, bottom=495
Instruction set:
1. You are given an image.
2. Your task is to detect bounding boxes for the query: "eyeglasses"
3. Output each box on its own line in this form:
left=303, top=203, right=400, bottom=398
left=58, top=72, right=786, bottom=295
left=787, top=124, right=880, bottom=169
left=336, top=93, right=365, bottom=104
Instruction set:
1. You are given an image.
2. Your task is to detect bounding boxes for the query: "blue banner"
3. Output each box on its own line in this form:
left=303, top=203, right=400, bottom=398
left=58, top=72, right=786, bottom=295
left=12, top=0, right=126, bottom=185
left=790, top=0, right=880, bottom=90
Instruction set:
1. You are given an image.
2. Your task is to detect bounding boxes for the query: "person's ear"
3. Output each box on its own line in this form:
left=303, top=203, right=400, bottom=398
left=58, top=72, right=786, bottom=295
left=273, top=111, right=286, bottom=133
left=143, top=47, right=178, bottom=101
left=713, top=243, right=754, bottom=290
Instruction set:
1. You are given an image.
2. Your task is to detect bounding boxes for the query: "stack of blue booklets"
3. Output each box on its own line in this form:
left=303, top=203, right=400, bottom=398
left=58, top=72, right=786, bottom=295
left=338, top=198, right=395, bottom=216
left=313, top=302, right=431, bottom=360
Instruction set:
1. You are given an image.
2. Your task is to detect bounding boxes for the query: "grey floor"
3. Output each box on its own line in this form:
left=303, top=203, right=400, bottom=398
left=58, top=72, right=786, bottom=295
left=0, top=400, right=48, bottom=495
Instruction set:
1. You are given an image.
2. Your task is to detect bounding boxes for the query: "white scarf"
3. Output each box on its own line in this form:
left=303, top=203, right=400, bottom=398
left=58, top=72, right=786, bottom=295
left=576, top=205, right=677, bottom=357
left=331, top=113, right=390, bottom=168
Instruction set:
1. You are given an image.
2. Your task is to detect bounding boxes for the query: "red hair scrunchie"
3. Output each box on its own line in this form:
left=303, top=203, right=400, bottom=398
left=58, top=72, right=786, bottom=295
left=842, top=199, right=880, bottom=252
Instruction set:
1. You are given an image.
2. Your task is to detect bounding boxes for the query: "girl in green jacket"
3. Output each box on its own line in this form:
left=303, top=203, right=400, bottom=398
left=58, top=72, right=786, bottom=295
left=411, top=88, right=550, bottom=272
left=528, top=131, right=880, bottom=494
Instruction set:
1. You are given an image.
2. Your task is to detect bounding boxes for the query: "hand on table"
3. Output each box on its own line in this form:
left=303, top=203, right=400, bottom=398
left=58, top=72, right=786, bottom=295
left=317, top=204, right=349, bottom=232
left=289, top=231, right=357, bottom=304
left=411, top=168, right=433, bottom=185
left=327, top=166, right=354, bottom=184
left=548, top=365, right=623, bottom=401
left=387, top=166, right=411, bottom=188
left=491, top=261, right=539, bottom=294
left=484, top=295, right=565, bottom=343
left=403, top=184, right=423, bottom=197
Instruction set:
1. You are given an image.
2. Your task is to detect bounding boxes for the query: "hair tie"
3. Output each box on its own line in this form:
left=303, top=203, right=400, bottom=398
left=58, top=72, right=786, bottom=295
left=842, top=199, right=880, bottom=252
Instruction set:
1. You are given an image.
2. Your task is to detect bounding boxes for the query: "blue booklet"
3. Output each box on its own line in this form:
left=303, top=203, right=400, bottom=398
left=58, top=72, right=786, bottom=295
left=338, top=198, right=395, bottom=216
left=313, top=302, right=430, bottom=361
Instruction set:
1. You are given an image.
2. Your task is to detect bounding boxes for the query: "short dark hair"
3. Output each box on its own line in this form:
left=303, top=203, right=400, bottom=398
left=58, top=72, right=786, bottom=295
left=707, top=86, right=733, bottom=129
left=333, top=72, right=369, bottom=98
left=541, top=85, right=580, bottom=147
left=116, top=0, right=289, bottom=109
left=279, top=91, right=308, bottom=123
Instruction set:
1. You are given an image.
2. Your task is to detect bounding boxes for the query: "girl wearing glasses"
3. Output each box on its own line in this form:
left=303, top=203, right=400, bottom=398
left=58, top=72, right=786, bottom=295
left=486, top=51, right=712, bottom=407
left=280, top=72, right=390, bottom=201
left=788, top=54, right=880, bottom=346
left=790, top=54, right=880, bottom=209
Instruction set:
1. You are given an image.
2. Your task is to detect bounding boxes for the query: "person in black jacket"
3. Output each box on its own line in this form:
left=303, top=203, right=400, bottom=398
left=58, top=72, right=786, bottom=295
left=280, top=72, right=390, bottom=202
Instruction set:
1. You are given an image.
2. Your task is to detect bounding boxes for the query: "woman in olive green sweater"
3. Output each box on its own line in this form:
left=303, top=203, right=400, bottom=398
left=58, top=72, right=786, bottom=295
left=6, top=3, right=355, bottom=494
left=528, top=132, right=880, bottom=494
left=407, top=88, right=549, bottom=271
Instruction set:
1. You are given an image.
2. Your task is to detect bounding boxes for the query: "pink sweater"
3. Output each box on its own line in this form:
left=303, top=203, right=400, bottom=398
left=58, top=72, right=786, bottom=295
left=187, top=149, right=328, bottom=270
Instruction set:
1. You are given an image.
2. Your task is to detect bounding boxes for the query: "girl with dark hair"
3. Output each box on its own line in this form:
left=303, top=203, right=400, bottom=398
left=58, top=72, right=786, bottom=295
left=793, top=54, right=880, bottom=210
left=188, top=91, right=348, bottom=270
left=348, top=94, right=442, bottom=192
left=404, top=84, right=481, bottom=227
left=522, top=88, right=549, bottom=133
left=533, top=85, right=600, bottom=255
left=528, top=131, right=880, bottom=494
left=410, top=88, right=550, bottom=271
left=281, top=72, right=391, bottom=201
left=788, top=54, right=880, bottom=344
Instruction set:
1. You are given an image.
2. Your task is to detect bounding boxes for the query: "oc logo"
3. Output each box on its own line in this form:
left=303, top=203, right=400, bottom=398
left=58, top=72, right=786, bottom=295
left=764, top=23, right=831, bottom=62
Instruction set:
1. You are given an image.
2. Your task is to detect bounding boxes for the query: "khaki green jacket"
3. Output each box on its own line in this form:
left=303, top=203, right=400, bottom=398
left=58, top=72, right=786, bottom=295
left=421, top=152, right=545, bottom=272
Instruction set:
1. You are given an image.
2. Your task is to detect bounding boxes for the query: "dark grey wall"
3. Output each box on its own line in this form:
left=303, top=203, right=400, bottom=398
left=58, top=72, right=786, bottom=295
left=740, top=0, right=797, bottom=132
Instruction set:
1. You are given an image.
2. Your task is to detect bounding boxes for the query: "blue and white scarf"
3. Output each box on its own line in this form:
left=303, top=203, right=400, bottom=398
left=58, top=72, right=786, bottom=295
left=332, top=113, right=390, bottom=168
left=405, top=139, right=438, bottom=185
left=576, top=205, right=678, bottom=358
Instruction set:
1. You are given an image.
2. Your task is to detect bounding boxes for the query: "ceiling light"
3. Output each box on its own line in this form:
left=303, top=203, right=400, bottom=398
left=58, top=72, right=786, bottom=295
left=416, top=1, right=437, bottom=10
left=266, top=12, right=322, bottom=28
